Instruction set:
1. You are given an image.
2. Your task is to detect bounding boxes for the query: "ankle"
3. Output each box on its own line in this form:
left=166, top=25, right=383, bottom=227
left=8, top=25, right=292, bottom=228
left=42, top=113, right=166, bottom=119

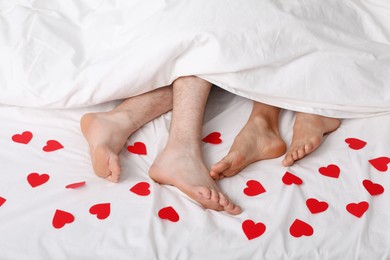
left=250, top=115, right=279, bottom=133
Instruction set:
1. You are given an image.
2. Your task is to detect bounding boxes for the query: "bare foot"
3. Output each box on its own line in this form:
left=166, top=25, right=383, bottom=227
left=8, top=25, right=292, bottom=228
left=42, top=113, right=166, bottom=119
left=282, top=112, right=341, bottom=166
left=210, top=116, right=286, bottom=180
left=80, top=111, right=137, bottom=182
left=149, top=143, right=242, bottom=215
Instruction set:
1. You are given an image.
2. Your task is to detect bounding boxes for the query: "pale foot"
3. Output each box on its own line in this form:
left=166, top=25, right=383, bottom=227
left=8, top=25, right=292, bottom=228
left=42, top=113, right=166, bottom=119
left=149, top=144, right=242, bottom=215
left=210, top=117, right=286, bottom=180
left=282, top=112, right=341, bottom=166
left=80, top=111, right=137, bottom=182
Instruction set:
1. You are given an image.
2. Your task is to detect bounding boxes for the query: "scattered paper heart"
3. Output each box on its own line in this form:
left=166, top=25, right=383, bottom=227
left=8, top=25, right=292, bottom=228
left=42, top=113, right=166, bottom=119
left=89, top=203, right=111, bottom=220
left=243, top=180, right=266, bottom=196
left=130, top=182, right=151, bottom=196
left=12, top=131, right=33, bottom=144
left=65, top=181, right=86, bottom=189
left=306, top=198, right=329, bottom=214
left=289, top=219, right=314, bottom=238
left=346, top=201, right=369, bottom=218
left=43, top=140, right=64, bottom=152
left=242, top=219, right=266, bottom=240
left=158, top=206, right=179, bottom=222
left=52, top=209, right=75, bottom=229
left=345, top=138, right=367, bottom=150
left=127, top=142, right=147, bottom=155
left=318, top=164, right=340, bottom=178
left=369, top=157, right=390, bottom=172
left=202, top=132, right=222, bottom=144
left=282, top=172, right=303, bottom=185
left=0, top=197, right=6, bottom=207
left=362, top=180, right=384, bottom=196
left=27, top=173, right=50, bottom=188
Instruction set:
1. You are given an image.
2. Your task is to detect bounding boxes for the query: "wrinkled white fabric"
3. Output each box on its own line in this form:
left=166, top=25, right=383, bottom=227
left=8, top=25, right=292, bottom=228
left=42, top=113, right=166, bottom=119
left=1, top=0, right=390, bottom=117
left=1, top=89, right=390, bottom=259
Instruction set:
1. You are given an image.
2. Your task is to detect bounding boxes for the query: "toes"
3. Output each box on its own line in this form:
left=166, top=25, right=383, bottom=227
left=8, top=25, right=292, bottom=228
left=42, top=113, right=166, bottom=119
left=210, top=189, right=220, bottom=203
left=297, top=146, right=306, bottom=159
left=219, top=193, right=242, bottom=215
left=210, top=170, right=223, bottom=180
left=282, top=153, right=293, bottom=166
left=210, top=158, right=232, bottom=179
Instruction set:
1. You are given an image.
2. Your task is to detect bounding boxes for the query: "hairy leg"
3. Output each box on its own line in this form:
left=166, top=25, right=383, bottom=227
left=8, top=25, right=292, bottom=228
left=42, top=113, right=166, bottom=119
left=149, top=76, right=241, bottom=215
left=80, top=86, right=173, bottom=182
left=210, top=102, right=286, bottom=180
left=282, top=112, right=341, bottom=166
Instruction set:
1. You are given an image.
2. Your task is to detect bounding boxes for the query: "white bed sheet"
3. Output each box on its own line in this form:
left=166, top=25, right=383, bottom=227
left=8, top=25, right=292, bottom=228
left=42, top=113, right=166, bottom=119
left=0, top=88, right=389, bottom=259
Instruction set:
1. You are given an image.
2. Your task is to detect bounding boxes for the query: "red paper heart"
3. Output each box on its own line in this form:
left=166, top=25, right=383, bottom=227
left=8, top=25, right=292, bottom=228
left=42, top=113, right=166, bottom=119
left=52, top=209, right=75, bottom=229
left=243, top=180, right=266, bottom=196
left=345, top=138, right=366, bottom=150
left=289, top=219, right=314, bottom=238
left=306, top=198, right=329, bottom=214
left=43, top=140, right=64, bottom=152
left=158, top=206, right=179, bottom=222
left=89, top=203, right=111, bottom=220
left=318, top=164, right=340, bottom=178
left=282, top=172, right=303, bottom=185
left=346, top=201, right=369, bottom=218
left=202, top=132, right=222, bottom=144
left=127, top=142, right=147, bottom=155
left=369, top=157, right=390, bottom=172
left=65, top=181, right=86, bottom=189
left=130, top=182, right=151, bottom=196
left=242, top=219, right=266, bottom=240
left=12, top=131, right=33, bottom=144
left=27, top=173, right=50, bottom=188
left=362, top=180, right=384, bottom=196
left=0, top=197, right=6, bottom=207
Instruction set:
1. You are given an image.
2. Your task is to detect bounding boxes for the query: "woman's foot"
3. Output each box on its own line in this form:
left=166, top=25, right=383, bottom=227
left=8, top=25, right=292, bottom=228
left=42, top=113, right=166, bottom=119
left=210, top=116, right=286, bottom=180
left=282, top=112, right=341, bottom=166
left=149, top=142, right=242, bottom=215
left=80, top=111, right=138, bottom=182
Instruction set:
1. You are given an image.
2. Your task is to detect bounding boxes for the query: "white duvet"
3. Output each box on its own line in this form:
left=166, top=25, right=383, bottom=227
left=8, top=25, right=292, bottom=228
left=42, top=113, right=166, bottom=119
left=1, top=0, right=390, bottom=118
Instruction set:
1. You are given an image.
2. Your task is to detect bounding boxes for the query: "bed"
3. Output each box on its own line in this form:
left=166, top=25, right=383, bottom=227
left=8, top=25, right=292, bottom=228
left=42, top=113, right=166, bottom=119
left=1, top=0, right=390, bottom=259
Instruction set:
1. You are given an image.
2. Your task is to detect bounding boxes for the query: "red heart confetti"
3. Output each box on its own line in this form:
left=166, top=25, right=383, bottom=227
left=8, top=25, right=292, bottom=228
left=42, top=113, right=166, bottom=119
left=243, top=180, right=266, bottom=196
left=242, top=219, right=266, bottom=240
left=127, top=142, right=147, bottom=155
left=306, top=198, right=329, bottom=214
left=12, top=131, right=33, bottom=144
left=52, top=209, right=75, bottom=229
left=27, top=173, right=50, bottom=188
left=130, top=182, right=151, bottom=196
left=202, top=132, right=222, bottom=144
left=362, top=180, right=384, bottom=196
left=158, top=206, right=179, bottom=222
left=282, top=172, right=303, bottom=185
left=369, top=157, right=390, bottom=172
left=346, top=201, right=369, bottom=218
left=43, top=140, right=64, bottom=152
left=345, top=138, right=367, bottom=150
left=0, top=197, right=6, bottom=207
left=89, top=203, right=111, bottom=220
left=65, top=181, right=86, bottom=189
left=289, top=219, right=314, bottom=238
left=318, top=164, right=340, bottom=178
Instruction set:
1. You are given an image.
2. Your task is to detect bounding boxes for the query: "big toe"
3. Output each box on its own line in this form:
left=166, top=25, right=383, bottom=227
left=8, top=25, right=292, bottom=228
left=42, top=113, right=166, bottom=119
left=210, top=158, right=233, bottom=180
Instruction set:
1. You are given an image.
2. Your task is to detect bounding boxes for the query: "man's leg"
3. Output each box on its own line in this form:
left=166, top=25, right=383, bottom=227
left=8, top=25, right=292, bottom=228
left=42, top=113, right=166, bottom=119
left=80, top=85, right=173, bottom=182
left=210, top=101, right=286, bottom=180
left=149, top=76, right=241, bottom=215
left=282, top=112, right=341, bottom=166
